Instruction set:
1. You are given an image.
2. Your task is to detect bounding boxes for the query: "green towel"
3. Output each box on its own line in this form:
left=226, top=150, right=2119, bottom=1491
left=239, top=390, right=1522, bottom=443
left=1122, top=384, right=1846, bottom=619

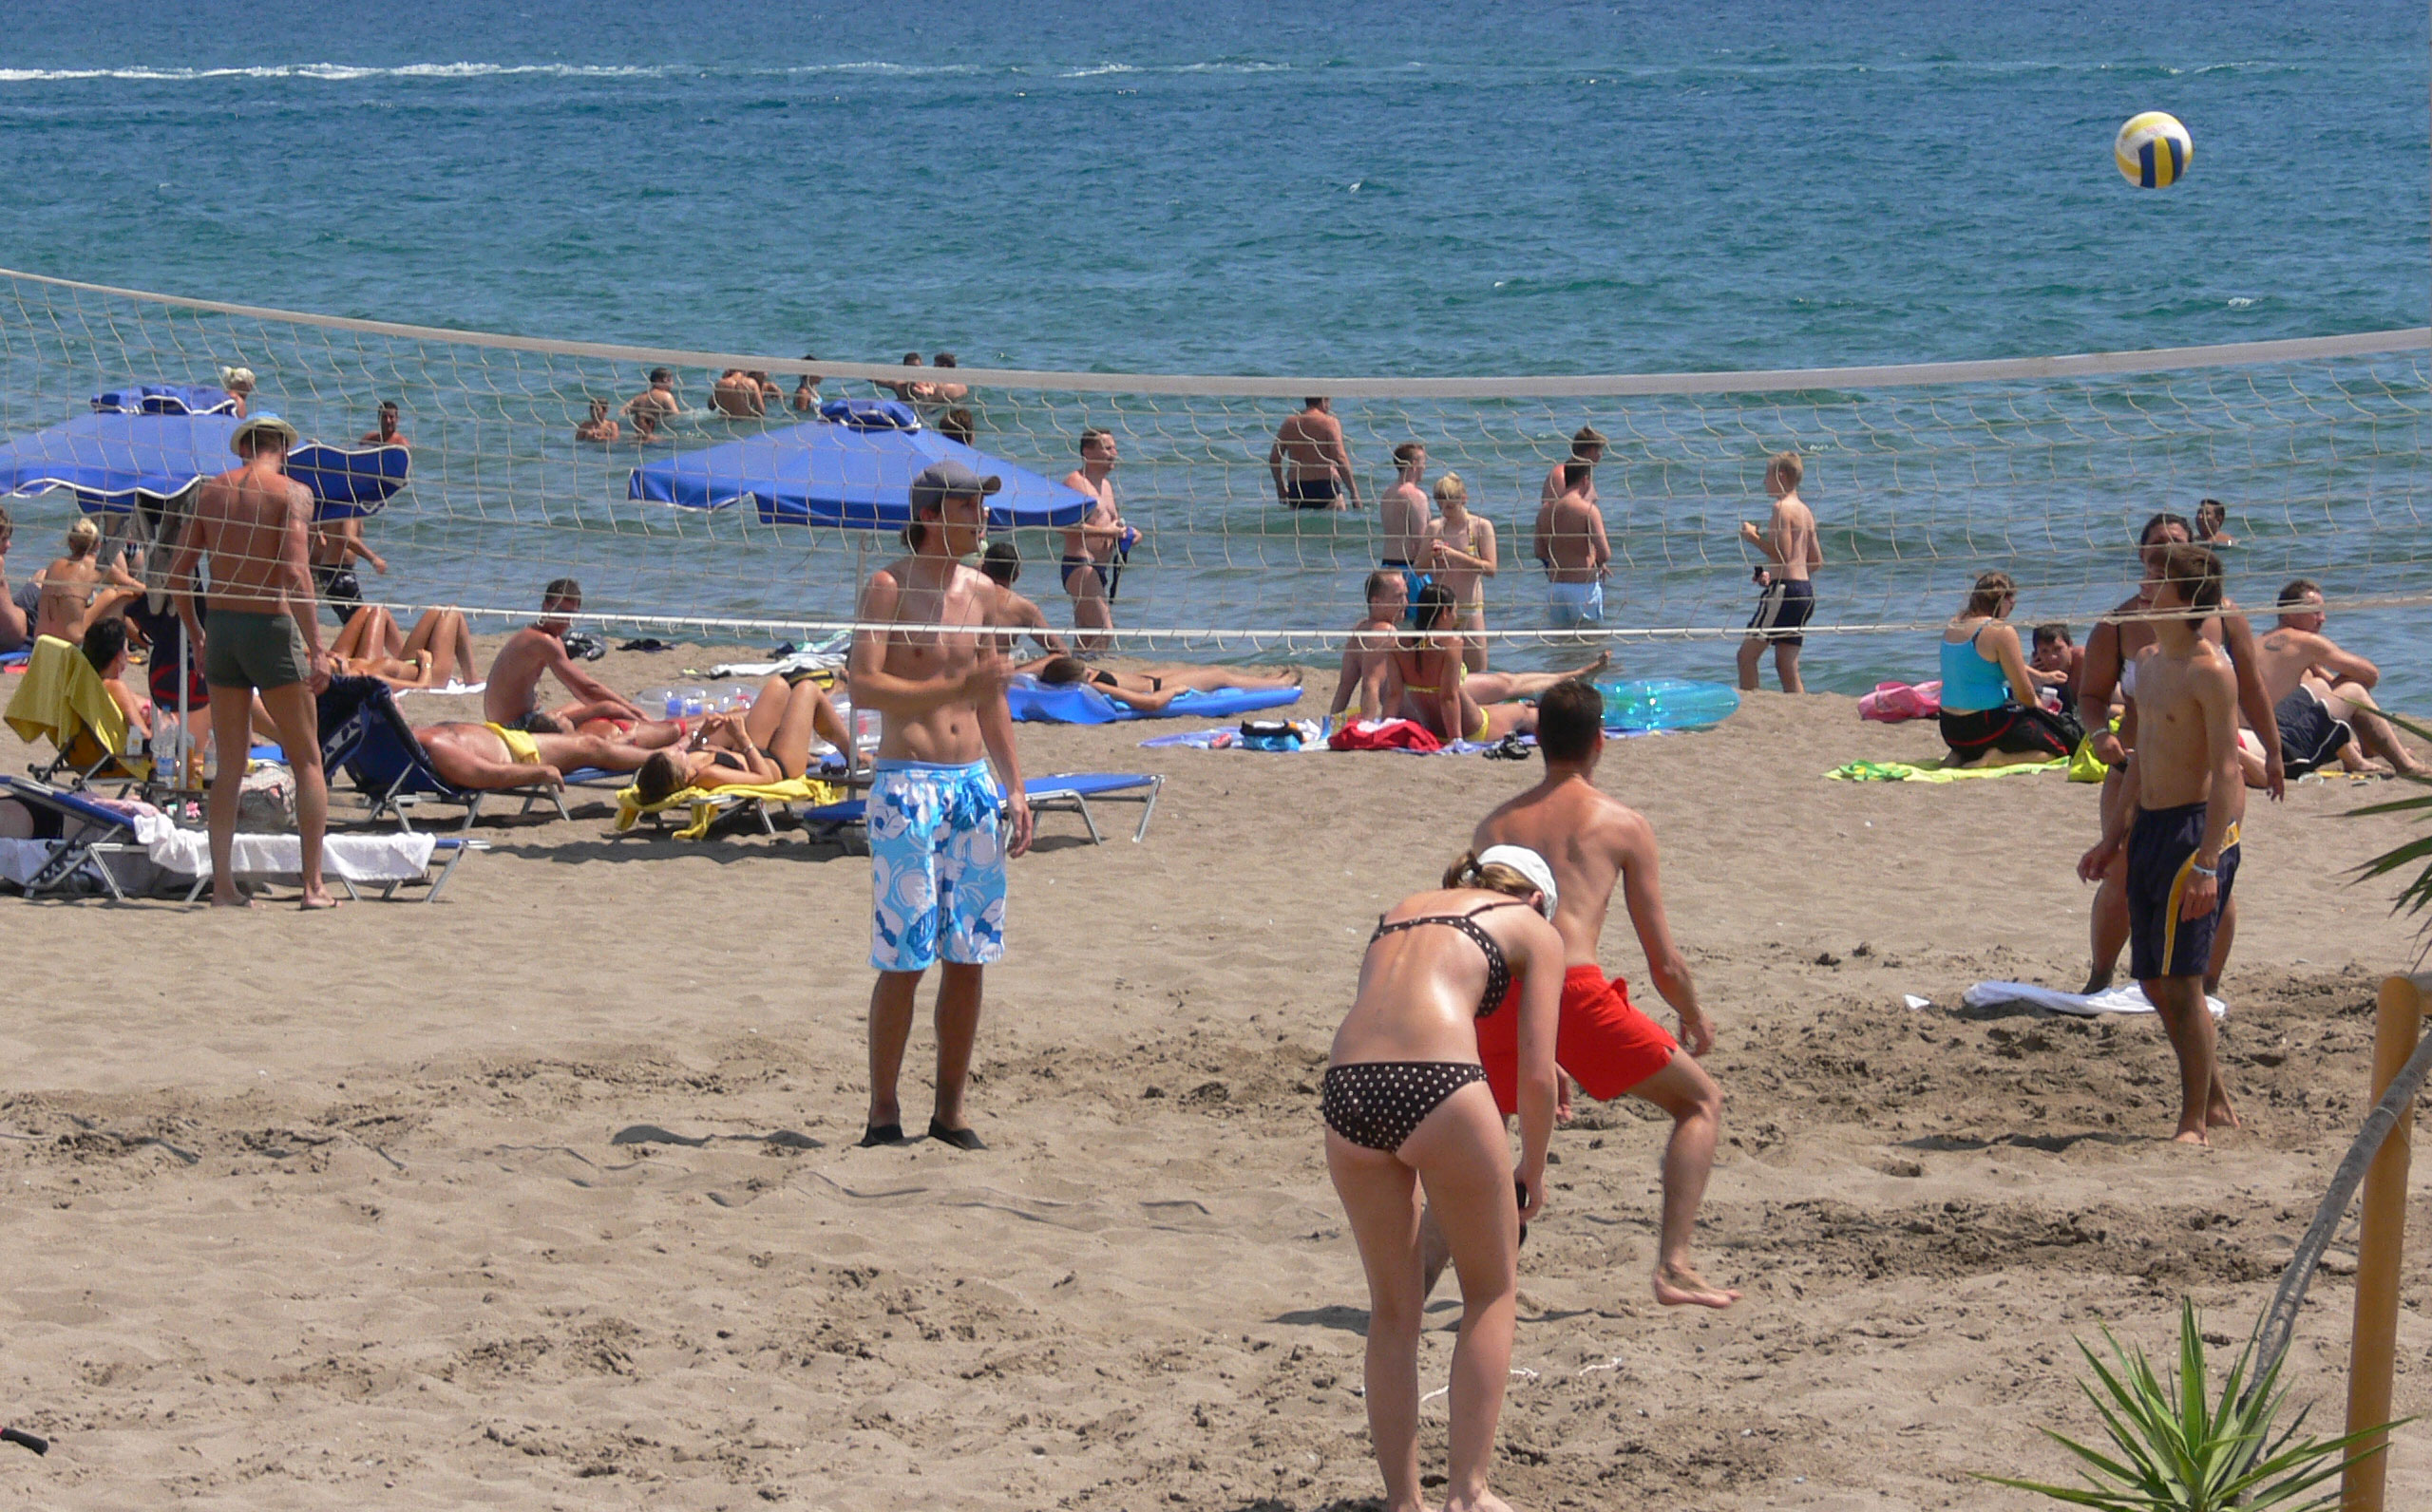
left=1827, top=757, right=2064, bottom=784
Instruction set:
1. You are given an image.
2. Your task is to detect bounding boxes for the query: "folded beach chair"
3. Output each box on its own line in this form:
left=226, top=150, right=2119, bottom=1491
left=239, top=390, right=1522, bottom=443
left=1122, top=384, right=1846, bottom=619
left=318, top=676, right=569, bottom=831
left=3, top=634, right=151, bottom=790
left=799, top=771, right=1163, bottom=851
left=0, top=773, right=484, bottom=901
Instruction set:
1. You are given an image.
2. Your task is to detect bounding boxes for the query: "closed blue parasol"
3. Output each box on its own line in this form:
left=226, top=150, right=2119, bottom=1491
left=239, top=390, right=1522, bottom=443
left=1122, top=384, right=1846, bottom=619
left=627, top=399, right=1091, bottom=529
left=0, top=406, right=409, bottom=520
left=89, top=383, right=240, bottom=416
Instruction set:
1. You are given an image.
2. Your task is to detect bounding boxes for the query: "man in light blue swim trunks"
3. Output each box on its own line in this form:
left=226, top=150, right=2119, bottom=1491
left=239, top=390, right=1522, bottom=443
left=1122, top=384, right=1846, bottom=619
left=1534, top=458, right=1611, bottom=629
left=848, top=460, right=1034, bottom=1153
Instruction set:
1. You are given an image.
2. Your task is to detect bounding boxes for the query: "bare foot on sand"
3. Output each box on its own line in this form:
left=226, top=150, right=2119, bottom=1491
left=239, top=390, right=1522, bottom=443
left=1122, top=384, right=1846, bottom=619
left=299, top=889, right=342, bottom=911
left=1654, top=1262, right=1739, bottom=1309
left=1446, top=1488, right=1515, bottom=1512
left=2206, top=1094, right=2240, bottom=1130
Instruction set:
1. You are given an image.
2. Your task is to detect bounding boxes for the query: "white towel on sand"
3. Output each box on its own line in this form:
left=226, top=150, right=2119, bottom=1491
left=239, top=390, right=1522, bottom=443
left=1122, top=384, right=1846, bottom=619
left=1963, top=980, right=2227, bottom=1020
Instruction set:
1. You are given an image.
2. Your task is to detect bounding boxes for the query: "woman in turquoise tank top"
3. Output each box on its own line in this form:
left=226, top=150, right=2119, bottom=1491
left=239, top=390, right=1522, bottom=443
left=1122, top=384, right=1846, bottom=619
left=1938, top=571, right=2082, bottom=764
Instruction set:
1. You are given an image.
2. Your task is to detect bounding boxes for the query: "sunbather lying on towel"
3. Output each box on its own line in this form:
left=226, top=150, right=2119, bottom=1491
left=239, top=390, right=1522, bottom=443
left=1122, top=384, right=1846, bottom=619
left=418, top=720, right=667, bottom=791
left=630, top=693, right=847, bottom=804
left=1026, top=654, right=1302, bottom=714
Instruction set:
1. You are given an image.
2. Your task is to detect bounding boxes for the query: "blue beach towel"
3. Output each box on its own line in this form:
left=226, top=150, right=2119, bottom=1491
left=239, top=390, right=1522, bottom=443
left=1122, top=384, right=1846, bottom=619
left=1006, top=681, right=1302, bottom=725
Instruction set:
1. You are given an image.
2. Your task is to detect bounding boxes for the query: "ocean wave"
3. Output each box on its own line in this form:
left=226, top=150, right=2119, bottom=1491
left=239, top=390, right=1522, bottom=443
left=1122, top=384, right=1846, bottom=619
left=0, top=57, right=1319, bottom=87
left=0, top=63, right=670, bottom=84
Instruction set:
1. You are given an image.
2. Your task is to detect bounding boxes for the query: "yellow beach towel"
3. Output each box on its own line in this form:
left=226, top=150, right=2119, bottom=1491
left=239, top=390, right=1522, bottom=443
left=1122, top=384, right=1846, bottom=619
left=615, top=774, right=843, bottom=841
left=1827, top=757, right=2063, bottom=784
left=4, top=634, right=148, bottom=780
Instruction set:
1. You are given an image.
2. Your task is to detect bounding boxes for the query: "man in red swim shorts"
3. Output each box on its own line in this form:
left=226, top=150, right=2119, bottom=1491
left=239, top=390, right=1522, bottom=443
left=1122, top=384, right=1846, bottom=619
left=1462, top=677, right=1738, bottom=1309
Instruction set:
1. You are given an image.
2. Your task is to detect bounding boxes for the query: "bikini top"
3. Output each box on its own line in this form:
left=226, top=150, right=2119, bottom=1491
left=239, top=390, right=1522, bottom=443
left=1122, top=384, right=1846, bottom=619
left=1368, top=898, right=1529, bottom=1018
left=1088, top=669, right=1161, bottom=691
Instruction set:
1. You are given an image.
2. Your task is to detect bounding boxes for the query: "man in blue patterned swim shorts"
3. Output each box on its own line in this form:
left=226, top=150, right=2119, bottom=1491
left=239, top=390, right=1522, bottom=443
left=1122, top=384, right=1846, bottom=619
left=847, top=461, right=1034, bottom=1152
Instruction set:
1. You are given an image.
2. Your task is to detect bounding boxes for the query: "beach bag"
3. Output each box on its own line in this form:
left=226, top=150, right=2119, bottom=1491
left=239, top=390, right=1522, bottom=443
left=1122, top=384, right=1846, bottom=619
left=238, top=764, right=297, bottom=829
left=1327, top=719, right=1443, bottom=753
left=1859, top=679, right=1942, bottom=723
left=1239, top=719, right=1302, bottom=752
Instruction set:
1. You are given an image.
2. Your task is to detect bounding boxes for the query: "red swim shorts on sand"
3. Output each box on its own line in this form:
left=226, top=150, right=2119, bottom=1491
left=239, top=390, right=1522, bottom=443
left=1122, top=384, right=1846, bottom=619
left=1476, top=964, right=1680, bottom=1116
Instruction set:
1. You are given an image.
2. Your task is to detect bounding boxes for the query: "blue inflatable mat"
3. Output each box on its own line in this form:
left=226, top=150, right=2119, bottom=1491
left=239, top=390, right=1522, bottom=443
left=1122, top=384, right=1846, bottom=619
left=1595, top=678, right=1739, bottom=733
left=1007, top=682, right=1302, bottom=725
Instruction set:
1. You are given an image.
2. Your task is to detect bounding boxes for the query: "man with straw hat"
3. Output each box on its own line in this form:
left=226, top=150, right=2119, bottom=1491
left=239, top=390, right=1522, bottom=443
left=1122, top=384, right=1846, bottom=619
left=168, top=411, right=336, bottom=909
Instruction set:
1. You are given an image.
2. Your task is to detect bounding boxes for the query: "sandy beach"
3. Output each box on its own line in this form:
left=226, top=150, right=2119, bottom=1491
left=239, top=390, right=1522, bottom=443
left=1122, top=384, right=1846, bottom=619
left=2, top=648, right=2427, bottom=1510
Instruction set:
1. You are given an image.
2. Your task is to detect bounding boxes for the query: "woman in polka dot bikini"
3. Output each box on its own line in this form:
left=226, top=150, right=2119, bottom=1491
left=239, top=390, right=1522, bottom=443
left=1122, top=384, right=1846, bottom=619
left=1323, top=846, right=1565, bottom=1512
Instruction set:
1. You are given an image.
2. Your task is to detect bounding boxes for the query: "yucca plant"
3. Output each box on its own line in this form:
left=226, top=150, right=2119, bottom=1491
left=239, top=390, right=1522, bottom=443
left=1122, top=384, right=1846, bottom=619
left=1977, top=1299, right=2400, bottom=1511
left=2351, top=710, right=2432, bottom=942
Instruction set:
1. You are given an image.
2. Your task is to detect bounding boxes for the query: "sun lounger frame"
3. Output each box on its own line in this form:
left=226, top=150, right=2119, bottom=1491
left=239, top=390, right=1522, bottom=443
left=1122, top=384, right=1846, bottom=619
left=1, top=773, right=483, bottom=903
left=797, top=771, right=1162, bottom=852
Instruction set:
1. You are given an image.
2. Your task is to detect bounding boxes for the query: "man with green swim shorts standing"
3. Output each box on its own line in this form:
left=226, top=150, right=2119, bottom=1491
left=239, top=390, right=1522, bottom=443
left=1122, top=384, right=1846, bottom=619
left=169, top=412, right=337, bottom=909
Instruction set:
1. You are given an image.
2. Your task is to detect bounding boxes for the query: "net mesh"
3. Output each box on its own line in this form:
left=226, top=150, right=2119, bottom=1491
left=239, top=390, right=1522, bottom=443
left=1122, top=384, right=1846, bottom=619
left=2, top=265, right=2426, bottom=667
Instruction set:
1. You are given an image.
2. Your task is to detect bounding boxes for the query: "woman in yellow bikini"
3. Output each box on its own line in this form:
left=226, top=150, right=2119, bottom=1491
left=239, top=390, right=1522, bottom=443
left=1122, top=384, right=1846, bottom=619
left=1393, top=585, right=1525, bottom=744
left=1393, top=585, right=1610, bottom=745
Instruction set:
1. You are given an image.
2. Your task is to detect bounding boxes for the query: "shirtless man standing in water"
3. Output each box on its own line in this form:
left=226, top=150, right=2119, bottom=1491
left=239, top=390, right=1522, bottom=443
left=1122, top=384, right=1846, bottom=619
left=1737, top=450, right=1820, bottom=694
left=1059, top=428, right=1130, bottom=654
left=850, top=461, right=1034, bottom=1152
left=1425, top=678, right=1738, bottom=1309
left=1269, top=397, right=1358, bottom=511
left=168, top=413, right=336, bottom=909
left=2079, top=543, right=2243, bottom=1143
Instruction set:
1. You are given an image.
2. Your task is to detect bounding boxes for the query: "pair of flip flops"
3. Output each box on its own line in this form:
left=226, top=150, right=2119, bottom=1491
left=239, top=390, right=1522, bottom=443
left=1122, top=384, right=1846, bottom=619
left=858, top=1119, right=985, bottom=1151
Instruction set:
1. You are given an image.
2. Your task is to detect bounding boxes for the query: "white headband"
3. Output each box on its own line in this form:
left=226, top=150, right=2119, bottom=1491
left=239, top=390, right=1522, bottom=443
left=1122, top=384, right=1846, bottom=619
left=1476, top=845, right=1558, bottom=919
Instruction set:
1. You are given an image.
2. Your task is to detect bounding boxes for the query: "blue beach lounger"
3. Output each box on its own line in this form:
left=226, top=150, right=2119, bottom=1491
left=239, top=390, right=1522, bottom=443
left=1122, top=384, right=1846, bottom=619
left=800, top=771, right=1163, bottom=851
left=318, top=676, right=571, bottom=832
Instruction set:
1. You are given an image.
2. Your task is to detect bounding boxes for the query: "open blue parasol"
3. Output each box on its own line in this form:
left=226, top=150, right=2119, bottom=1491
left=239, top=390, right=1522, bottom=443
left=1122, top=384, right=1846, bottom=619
left=0, top=402, right=410, bottom=520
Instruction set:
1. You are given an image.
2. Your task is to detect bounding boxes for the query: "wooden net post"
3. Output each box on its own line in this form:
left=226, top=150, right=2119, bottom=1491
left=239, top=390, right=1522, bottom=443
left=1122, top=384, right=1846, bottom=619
left=2344, top=973, right=2427, bottom=1512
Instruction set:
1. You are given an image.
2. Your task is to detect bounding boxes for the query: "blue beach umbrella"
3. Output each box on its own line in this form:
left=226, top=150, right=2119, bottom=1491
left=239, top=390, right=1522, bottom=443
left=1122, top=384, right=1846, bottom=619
left=0, top=404, right=410, bottom=520
left=627, top=399, right=1092, bottom=529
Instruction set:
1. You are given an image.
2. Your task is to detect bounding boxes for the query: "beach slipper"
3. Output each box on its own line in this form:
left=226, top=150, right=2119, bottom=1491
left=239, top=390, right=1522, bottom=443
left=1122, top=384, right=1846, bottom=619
left=856, top=1123, right=908, bottom=1147
left=927, top=1119, right=986, bottom=1151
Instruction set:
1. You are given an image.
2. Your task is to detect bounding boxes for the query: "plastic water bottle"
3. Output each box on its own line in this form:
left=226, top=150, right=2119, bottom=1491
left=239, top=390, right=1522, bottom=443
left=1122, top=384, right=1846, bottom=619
left=854, top=707, right=883, bottom=751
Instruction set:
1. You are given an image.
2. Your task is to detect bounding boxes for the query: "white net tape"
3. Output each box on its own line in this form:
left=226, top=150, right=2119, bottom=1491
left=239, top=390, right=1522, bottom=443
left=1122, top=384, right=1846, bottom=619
left=2, top=264, right=2425, bottom=664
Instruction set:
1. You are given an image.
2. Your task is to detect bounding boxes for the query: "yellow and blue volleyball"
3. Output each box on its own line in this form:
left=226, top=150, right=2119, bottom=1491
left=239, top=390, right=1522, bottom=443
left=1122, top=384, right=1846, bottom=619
left=2115, top=111, right=2193, bottom=188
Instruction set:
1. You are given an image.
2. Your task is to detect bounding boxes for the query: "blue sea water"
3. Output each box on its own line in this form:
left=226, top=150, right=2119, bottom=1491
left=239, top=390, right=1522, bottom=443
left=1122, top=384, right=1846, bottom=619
left=0, top=1, right=2425, bottom=695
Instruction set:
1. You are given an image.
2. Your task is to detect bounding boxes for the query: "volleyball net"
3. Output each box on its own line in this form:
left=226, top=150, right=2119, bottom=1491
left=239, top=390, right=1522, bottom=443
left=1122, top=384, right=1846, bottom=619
left=1, top=264, right=2425, bottom=667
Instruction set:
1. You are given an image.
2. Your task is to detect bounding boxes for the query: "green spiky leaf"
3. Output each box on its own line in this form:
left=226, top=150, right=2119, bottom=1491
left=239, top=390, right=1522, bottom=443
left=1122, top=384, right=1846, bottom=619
left=1975, top=1299, right=2411, bottom=1511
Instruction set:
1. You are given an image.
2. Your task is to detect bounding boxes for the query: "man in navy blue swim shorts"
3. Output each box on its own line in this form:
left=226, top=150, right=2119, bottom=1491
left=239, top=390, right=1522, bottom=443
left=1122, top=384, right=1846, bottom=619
left=2079, top=542, right=2245, bottom=1144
